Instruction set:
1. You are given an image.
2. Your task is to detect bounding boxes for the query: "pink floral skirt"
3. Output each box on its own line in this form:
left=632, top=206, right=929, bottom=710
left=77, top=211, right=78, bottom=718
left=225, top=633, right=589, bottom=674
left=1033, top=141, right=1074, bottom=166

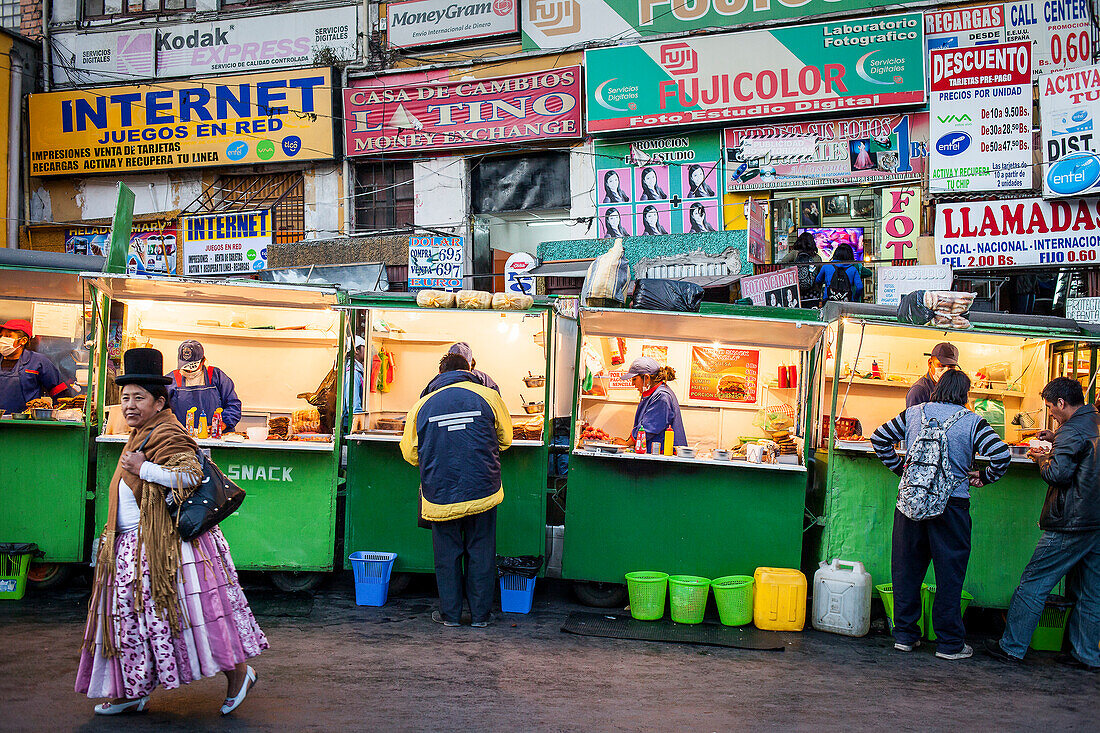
left=75, top=526, right=269, bottom=699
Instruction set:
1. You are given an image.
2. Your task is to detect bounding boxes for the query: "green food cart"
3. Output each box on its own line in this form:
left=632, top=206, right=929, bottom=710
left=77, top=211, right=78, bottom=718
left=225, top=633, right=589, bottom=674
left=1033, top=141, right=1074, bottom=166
left=811, top=302, right=1100, bottom=608
left=0, top=249, right=106, bottom=588
left=343, top=294, right=556, bottom=590
left=562, top=305, right=827, bottom=606
left=84, top=273, right=346, bottom=591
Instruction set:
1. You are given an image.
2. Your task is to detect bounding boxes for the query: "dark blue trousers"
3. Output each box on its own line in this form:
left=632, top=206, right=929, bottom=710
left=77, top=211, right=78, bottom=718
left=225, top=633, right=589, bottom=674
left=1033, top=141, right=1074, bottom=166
left=891, top=498, right=972, bottom=653
left=431, top=508, right=496, bottom=623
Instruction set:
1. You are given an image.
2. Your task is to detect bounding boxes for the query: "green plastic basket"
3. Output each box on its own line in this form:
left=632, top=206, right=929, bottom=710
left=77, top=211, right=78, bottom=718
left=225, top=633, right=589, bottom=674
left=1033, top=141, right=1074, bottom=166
left=625, top=571, right=669, bottom=621
left=668, top=575, right=711, bottom=624
left=922, top=585, right=974, bottom=641
left=876, top=582, right=931, bottom=638
left=1030, top=596, right=1073, bottom=652
left=712, top=575, right=754, bottom=626
left=0, top=552, right=32, bottom=601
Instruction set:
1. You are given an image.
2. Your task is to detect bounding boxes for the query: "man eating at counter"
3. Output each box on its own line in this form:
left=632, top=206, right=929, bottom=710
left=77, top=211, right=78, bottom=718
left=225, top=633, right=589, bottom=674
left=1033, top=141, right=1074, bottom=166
left=906, top=342, right=960, bottom=408
left=0, top=318, right=72, bottom=413
left=421, top=342, right=499, bottom=397
left=166, top=340, right=242, bottom=432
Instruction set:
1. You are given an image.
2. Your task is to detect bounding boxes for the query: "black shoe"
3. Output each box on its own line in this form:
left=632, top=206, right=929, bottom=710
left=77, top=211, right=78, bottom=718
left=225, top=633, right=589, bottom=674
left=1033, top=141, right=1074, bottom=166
left=984, top=638, right=1023, bottom=664
left=1056, top=653, right=1100, bottom=672
left=431, top=611, right=459, bottom=627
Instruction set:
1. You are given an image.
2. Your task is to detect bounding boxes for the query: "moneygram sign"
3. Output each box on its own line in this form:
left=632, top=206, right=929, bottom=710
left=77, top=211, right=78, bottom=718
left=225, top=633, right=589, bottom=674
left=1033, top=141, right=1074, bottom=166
left=388, top=0, right=519, bottom=48
left=585, top=13, right=925, bottom=133
left=28, top=67, right=334, bottom=176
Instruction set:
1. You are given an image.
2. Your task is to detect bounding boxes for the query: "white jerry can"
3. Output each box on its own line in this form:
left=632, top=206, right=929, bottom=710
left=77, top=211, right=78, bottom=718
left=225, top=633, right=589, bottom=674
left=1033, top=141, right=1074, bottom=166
left=811, top=559, right=872, bottom=637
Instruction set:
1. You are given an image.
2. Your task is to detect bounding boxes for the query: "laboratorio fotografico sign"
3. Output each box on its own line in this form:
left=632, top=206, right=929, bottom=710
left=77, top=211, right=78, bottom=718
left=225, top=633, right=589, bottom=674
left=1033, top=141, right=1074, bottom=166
left=585, top=12, right=925, bottom=133
left=343, top=67, right=582, bottom=155
left=935, top=197, right=1100, bottom=269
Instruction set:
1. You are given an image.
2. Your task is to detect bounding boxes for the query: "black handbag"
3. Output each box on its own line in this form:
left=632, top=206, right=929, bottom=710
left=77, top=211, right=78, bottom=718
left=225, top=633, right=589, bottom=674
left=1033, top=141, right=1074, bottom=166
left=164, top=450, right=246, bottom=541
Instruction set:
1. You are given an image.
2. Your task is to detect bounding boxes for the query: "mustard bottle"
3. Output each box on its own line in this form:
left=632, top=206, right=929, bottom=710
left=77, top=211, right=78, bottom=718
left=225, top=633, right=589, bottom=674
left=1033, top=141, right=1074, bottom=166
left=663, top=427, right=674, bottom=456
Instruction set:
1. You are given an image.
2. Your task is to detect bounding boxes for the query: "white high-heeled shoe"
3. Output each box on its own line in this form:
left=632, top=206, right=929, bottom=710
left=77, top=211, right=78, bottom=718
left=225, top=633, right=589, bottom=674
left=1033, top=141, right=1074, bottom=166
left=94, top=696, right=149, bottom=715
left=220, top=666, right=257, bottom=715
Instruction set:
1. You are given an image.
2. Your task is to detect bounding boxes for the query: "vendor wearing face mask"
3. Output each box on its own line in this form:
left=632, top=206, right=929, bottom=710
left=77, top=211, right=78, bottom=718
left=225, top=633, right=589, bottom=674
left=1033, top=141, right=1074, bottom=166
left=906, top=342, right=960, bottom=409
left=166, top=340, right=242, bottom=432
left=0, top=319, right=72, bottom=413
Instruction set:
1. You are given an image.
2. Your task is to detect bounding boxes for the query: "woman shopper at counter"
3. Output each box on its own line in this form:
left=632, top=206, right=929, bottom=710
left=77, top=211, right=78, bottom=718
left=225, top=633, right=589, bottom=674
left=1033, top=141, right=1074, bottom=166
left=0, top=318, right=72, bottom=413
left=76, top=348, right=267, bottom=716
left=614, top=356, right=686, bottom=453
left=870, top=369, right=1011, bottom=661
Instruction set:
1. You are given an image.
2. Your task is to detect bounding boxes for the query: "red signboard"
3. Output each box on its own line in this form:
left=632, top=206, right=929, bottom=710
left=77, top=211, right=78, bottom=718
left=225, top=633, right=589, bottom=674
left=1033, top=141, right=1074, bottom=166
left=344, top=66, right=583, bottom=155
left=688, top=346, right=759, bottom=403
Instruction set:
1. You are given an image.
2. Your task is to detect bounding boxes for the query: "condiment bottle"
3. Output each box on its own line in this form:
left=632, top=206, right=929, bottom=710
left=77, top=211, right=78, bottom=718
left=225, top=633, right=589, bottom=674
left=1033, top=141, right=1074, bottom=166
left=186, top=407, right=197, bottom=436
left=198, top=409, right=209, bottom=439
left=634, top=427, right=647, bottom=454
left=663, top=427, right=674, bottom=456
left=211, top=408, right=223, bottom=439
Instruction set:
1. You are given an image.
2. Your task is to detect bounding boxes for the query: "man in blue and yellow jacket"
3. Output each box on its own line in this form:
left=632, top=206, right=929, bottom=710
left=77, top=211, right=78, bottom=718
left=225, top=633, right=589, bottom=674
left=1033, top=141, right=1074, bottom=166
left=401, top=352, right=512, bottom=627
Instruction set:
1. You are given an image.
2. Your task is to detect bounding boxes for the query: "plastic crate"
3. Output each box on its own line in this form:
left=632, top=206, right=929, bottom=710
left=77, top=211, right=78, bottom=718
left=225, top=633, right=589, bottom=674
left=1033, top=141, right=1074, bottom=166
left=1031, top=596, right=1073, bottom=651
left=0, top=544, right=37, bottom=601
left=499, top=574, right=536, bottom=614
left=348, top=551, right=397, bottom=607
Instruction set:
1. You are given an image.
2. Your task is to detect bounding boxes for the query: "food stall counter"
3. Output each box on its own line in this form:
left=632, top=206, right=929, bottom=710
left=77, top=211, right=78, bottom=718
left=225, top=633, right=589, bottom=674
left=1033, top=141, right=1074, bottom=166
left=347, top=431, right=544, bottom=448
left=572, top=447, right=807, bottom=471
left=96, top=434, right=335, bottom=452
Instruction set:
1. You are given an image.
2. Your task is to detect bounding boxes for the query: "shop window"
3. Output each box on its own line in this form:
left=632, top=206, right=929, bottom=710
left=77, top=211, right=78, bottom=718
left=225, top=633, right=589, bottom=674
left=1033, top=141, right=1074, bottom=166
left=186, top=172, right=305, bottom=244
left=471, top=152, right=570, bottom=214
left=0, top=0, right=19, bottom=31
left=84, top=0, right=195, bottom=18
left=353, top=161, right=415, bottom=233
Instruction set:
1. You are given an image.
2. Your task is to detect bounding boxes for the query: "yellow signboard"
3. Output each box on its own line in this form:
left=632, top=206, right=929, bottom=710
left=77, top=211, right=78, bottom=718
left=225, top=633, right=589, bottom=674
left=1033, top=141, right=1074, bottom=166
left=29, top=67, right=334, bottom=176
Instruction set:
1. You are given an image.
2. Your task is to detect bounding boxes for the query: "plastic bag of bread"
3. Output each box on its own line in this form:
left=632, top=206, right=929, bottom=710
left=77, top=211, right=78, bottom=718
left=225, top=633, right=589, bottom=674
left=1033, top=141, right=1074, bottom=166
left=457, top=290, right=493, bottom=309
left=416, top=289, right=456, bottom=308
left=292, top=408, right=321, bottom=434
left=492, top=292, right=534, bottom=311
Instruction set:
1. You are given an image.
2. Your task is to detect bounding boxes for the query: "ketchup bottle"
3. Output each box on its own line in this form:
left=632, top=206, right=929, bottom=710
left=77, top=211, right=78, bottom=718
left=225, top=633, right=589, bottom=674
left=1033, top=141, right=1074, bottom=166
left=635, top=427, right=647, bottom=454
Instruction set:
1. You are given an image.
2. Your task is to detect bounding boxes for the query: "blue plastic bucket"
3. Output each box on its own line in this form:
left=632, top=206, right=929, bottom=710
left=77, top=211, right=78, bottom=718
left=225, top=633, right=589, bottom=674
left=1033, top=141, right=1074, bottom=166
left=499, top=574, right=536, bottom=614
left=348, top=551, right=397, bottom=607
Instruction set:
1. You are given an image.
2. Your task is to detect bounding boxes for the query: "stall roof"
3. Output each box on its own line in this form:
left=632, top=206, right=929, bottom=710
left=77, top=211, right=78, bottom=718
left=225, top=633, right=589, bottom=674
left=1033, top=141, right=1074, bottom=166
left=0, top=248, right=106, bottom=273
left=580, top=307, right=826, bottom=350
left=82, top=274, right=340, bottom=309
left=822, top=302, right=1096, bottom=341
left=527, top=260, right=594, bottom=278
left=258, top=262, right=389, bottom=293
left=1, top=268, right=93, bottom=303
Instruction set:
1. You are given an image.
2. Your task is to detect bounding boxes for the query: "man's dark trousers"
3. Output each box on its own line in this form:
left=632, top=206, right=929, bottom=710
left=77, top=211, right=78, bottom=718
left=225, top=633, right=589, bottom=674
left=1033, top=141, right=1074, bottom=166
left=891, top=498, right=972, bottom=652
left=432, top=507, right=497, bottom=623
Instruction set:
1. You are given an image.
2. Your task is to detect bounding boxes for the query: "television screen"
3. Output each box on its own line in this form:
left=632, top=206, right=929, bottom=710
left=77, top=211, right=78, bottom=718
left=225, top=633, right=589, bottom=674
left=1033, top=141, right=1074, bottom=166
left=798, top=227, right=865, bottom=261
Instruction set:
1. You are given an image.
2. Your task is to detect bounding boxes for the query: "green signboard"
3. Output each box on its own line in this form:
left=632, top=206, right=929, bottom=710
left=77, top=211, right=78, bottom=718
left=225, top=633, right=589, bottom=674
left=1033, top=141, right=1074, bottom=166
left=522, top=0, right=896, bottom=50
left=585, top=12, right=925, bottom=134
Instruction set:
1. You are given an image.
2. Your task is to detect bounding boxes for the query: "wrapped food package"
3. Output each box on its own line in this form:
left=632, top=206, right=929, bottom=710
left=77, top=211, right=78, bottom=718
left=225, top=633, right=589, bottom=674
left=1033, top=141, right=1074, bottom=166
left=268, top=416, right=291, bottom=440
left=492, top=292, right=535, bottom=311
left=292, top=408, right=321, bottom=434
left=513, top=416, right=544, bottom=440
left=416, top=289, right=456, bottom=308
left=457, top=290, right=493, bottom=309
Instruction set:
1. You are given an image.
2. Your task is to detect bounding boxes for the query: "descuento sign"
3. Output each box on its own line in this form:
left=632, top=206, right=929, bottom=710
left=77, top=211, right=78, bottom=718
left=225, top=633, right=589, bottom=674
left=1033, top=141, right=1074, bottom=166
left=585, top=12, right=925, bottom=133
left=28, top=67, right=334, bottom=176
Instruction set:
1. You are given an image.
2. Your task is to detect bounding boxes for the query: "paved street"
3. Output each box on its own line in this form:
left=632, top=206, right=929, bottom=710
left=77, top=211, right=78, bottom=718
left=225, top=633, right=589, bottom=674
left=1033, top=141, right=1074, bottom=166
left=1, top=574, right=1097, bottom=731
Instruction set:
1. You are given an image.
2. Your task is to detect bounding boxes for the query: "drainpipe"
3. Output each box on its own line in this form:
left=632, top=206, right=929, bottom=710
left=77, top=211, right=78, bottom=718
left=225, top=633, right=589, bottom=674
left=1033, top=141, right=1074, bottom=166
left=7, top=49, right=23, bottom=248
left=42, top=0, right=51, bottom=92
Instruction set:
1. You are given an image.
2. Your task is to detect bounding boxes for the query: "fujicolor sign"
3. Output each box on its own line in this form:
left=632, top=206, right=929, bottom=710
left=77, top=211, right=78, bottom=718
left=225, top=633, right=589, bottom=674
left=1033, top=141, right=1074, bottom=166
left=28, top=67, right=334, bottom=176
left=388, top=0, right=519, bottom=48
left=585, top=13, right=925, bottom=133
left=344, top=67, right=582, bottom=154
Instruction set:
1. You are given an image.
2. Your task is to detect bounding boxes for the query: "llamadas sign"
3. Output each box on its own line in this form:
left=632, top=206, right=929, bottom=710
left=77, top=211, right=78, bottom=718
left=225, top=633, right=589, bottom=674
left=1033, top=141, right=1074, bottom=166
left=29, top=67, right=334, bottom=176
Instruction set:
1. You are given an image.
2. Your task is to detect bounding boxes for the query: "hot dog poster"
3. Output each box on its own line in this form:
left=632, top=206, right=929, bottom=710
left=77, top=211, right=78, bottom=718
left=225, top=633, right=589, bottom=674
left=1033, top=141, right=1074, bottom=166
left=689, top=346, right=759, bottom=403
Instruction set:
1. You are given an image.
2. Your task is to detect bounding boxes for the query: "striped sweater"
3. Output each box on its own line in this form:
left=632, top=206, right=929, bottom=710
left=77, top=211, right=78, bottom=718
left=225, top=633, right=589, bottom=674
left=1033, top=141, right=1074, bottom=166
left=870, top=402, right=1011, bottom=499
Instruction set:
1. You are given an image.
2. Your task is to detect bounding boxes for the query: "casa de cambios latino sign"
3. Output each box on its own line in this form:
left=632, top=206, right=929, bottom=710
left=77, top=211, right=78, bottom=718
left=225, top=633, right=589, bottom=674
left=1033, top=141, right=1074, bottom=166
left=522, top=0, right=895, bottom=51
left=387, top=0, right=519, bottom=48
left=344, top=67, right=582, bottom=154
left=585, top=12, right=925, bottom=133
left=28, top=67, right=334, bottom=176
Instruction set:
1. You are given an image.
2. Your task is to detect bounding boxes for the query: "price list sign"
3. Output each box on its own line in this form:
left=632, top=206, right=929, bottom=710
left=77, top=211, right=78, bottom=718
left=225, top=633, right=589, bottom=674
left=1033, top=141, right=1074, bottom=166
left=408, top=236, right=464, bottom=289
left=929, top=42, right=1032, bottom=193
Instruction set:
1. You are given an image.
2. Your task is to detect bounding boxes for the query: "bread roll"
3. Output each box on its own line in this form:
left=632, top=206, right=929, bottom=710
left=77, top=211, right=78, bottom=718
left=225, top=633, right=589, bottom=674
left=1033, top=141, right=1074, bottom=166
left=457, top=290, right=493, bottom=309
left=492, top=292, right=535, bottom=310
left=416, top=290, right=456, bottom=308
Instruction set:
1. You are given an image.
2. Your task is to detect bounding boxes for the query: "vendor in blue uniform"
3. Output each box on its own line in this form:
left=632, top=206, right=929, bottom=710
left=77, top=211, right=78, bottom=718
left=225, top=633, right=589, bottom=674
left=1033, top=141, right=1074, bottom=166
left=614, top=356, right=687, bottom=452
left=0, top=318, right=72, bottom=412
left=166, top=340, right=242, bottom=431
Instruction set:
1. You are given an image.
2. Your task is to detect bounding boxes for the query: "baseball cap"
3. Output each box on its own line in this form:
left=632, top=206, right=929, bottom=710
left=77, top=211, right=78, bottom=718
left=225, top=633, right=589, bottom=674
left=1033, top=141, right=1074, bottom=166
left=1, top=319, right=33, bottom=339
left=448, top=342, right=474, bottom=364
left=177, top=340, right=205, bottom=368
left=930, top=342, right=959, bottom=366
left=353, top=336, right=366, bottom=349
left=625, top=356, right=661, bottom=377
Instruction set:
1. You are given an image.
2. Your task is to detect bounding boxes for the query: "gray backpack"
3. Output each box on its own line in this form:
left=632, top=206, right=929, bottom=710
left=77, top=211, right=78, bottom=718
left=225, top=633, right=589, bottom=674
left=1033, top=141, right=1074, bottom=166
left=897, top=406, right=967, bottom=520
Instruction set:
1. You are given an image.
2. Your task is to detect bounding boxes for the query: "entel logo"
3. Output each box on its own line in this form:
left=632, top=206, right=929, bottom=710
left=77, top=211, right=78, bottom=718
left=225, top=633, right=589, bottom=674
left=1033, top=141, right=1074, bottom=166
left=659, top=43, right=697, bottom=75
left=1047, top=152, right=1100, bottom=196
left=935, top=132, right=971, bottom=156
left=226, top=464, right=293, bottom=482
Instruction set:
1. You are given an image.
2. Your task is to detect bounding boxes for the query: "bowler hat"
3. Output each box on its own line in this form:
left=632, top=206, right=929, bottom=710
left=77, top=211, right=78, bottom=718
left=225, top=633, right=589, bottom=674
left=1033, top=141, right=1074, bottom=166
left=116, top=348, right=173, bottom=386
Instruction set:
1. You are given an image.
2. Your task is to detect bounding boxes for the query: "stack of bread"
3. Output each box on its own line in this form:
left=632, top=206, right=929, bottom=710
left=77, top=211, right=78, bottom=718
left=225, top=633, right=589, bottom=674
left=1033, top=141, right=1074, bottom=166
left=268, top=416, right=291, bottom=440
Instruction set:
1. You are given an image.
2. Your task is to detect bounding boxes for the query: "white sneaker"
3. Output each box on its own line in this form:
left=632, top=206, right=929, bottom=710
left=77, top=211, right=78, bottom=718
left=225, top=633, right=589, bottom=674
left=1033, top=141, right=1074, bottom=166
left=936, top=644, right=974, bottom=660
left=894, top=639, right=921, bottom=652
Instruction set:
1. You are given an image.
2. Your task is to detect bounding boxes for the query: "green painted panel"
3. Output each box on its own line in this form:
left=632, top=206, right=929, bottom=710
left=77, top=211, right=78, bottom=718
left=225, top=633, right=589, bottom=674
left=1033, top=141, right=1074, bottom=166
left=0, top=424, right=89, bottom=562
left=96, top=442, right=338, bottom=571
left=818, top=451, right=1047, bottom=608
left=563, top=455, right=805, bottom=583
left=344, top=441, right=548, bottom=574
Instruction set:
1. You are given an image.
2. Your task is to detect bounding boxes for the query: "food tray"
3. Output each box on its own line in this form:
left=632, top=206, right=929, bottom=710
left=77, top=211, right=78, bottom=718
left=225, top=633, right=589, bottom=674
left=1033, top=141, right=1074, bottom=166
left=374, top=418, right=406, bottom=431
left=293, top=433, right=332, bottom=442
left=523, top=376, right=545, bottom=388
left=523, top=402, right=545, bottom=414
left=584, top=441, right=624, bottom=454
left=835, top=439, right=871, bottom=448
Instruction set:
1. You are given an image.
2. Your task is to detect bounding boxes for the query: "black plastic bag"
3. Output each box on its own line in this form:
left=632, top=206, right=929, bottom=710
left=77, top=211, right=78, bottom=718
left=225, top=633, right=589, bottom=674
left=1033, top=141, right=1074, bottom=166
left=497, top=555, right=543, bottom=579
left=897, top=290, right=934, bottom=326
left=631, top=279, right=704, bottom=312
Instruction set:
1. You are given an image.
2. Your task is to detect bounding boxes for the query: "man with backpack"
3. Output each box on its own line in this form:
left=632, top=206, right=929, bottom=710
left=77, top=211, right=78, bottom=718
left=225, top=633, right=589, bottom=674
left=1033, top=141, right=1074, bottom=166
left=986, top=378, right=1100, bottom=670
left=871, top=369, right=1011, bottom=660
left=813, top=243, right=871, bottom=303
